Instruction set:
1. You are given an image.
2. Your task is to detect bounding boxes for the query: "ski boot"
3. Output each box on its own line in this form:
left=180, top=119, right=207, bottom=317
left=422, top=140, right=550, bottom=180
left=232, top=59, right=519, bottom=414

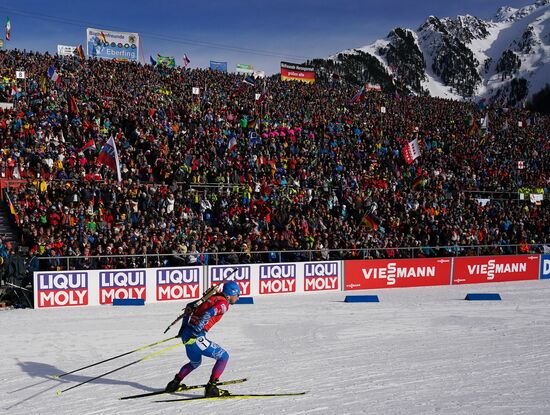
left=165, top=374, right=186, bottom=393
left=204, top=380, right=230, bottom=397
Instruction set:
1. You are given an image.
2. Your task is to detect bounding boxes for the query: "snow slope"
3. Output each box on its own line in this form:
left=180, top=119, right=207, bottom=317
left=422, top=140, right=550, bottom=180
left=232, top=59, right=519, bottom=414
left=2, top=280, right=550, bottom=415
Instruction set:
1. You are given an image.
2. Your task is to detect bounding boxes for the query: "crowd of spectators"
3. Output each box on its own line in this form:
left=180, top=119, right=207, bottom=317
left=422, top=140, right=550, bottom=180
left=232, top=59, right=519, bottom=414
left=1, top=49, right=548, bottom=270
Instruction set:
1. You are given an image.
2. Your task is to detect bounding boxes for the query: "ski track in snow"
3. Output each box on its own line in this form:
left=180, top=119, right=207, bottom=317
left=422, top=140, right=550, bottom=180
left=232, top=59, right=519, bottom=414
left=2, top=280, right=550, bottom=415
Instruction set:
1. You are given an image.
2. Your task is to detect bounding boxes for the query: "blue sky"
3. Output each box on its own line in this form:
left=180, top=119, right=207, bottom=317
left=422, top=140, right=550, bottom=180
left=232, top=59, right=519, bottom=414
left=1, top=0, right=535, bottom=74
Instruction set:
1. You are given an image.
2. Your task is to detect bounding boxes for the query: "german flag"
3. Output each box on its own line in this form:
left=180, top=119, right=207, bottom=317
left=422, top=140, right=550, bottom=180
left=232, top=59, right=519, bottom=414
left=74, top=45, right=85, bottom=60
left=468, top=119, right=478, bottom=136
left=361, top=213, right=379, bottom=230
left=6, top=193, right=19, bottom=223
left=99, top=32, right=108, bottom=44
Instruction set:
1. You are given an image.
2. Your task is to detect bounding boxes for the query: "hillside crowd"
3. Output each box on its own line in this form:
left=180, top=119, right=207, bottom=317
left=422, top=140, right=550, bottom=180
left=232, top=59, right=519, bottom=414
left=1, top=49, right=548, bottom=270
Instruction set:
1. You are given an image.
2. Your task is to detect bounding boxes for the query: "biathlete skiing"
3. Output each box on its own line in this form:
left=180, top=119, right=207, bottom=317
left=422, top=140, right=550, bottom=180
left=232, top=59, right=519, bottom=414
left=165, top=280, right=241, bottom=397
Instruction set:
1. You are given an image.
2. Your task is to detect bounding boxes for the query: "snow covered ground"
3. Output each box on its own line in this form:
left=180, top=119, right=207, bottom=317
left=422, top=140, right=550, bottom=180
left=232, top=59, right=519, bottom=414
left=3, top=279, right=550, bottom=415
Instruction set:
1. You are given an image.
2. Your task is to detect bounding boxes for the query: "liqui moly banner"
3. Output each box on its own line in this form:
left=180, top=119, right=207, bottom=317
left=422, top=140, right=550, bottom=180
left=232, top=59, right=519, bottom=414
left=34, top=272, right=89, bottom=308
left=453, top=255, right=540, bottom=284
left=209, top=265, right=251, bottom=296
left=259, top=263, right=297, bottom=294
left=99, top=269, right=146, bottom=304
left=156, top=267, right=201, bottom=301
left=542, top=255, right=550, bottom=280
left=303, top=262, right=340, bottom=291
left=344, top=258, right=451, bottom=290
left=280, top=62, right=316, bottom=84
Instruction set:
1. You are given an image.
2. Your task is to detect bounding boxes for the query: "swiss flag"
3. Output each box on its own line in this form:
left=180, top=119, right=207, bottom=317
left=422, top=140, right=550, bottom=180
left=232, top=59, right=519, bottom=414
left=403, top=138, right=421, bottom=165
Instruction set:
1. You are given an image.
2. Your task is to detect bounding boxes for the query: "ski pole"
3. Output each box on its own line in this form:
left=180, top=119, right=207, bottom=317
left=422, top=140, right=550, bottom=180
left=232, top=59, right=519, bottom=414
left=51, top=336, right=177, bottom=379
left=163, top=268, right=237, bottom=334
left=55, top=342, right=182, bottom=395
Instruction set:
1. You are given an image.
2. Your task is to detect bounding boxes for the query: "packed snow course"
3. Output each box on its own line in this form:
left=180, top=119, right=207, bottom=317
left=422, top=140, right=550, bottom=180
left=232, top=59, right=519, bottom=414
left=2, top=279, right=550, bottom=415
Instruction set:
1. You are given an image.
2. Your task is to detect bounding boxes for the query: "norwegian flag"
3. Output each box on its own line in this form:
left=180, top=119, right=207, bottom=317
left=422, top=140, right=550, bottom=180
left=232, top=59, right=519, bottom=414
left=402, top=138, right=421, bottom=164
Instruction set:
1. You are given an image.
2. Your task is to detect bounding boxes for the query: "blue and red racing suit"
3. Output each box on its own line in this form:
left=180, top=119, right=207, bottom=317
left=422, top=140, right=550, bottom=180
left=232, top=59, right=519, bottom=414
left=175, top=294, right=231, bottom=382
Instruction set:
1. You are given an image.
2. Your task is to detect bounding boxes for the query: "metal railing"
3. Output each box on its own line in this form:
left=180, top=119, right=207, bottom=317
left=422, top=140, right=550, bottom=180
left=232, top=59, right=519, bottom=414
left=20, top=242, right=548, bottom=273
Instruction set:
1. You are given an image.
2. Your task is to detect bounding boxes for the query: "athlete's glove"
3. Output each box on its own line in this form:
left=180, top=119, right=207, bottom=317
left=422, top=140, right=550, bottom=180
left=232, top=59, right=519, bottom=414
left=182, top=329, right=199, bottom=345
left=183, top=335, right=196, bottom=345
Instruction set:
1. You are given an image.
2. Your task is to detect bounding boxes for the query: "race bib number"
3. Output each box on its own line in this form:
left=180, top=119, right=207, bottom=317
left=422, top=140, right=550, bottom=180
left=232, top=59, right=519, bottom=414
left=196, top=336, right=211, bottom=351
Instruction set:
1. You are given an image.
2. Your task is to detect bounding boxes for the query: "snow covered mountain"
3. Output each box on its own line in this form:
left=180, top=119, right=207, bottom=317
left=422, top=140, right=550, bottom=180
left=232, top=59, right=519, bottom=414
left=310, top=1, right=549, bottom=104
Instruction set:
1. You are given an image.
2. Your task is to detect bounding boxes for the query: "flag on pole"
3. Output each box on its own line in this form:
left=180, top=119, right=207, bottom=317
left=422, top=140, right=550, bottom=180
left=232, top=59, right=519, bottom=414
left=74, top=45, right=85, bottom=60
left=227, top=136, right=237, bottom=151
left=98, top=136, right=122, bottom=182
left=5, top=16, right=10, bottom=41
left=40, top=76, right=47, bottom=94
left=149, top=56, right=157, bottom=66
left=402, top=138, right=421, bottom=164
left=47, top=66, right=60, bottom=83
left=99, top=32, right=107, bottom=44
left=243, top=75, right=256, bottom=86
left=68, top=95, right=79, bottom=115
left=412, top=176, right=424, bottom=190
left=350, top=86, right=365, bottom=104
left=361, top=213, right=379, bottom=230
left=480, top=114, right=489, bottom=131
left=182, top=54, right=190, bottom=68
left=79, top=138, right=96, bottom=152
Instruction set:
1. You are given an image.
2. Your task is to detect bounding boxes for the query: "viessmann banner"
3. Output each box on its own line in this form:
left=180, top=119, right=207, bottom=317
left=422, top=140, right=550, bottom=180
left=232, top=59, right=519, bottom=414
left=86, top=28, right=139, bottom=62
left=344, top=258, right=452, bottom=290
left=280, top=61, right=316, bottom=84
left=452, top=255, right=540, bottom=284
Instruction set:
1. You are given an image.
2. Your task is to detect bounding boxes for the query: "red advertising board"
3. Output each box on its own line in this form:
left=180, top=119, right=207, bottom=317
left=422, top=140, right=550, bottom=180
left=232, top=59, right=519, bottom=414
left=452, top=255, right=539, bottom=285
left=344, top=258, right=451, bottom=290
left=280, top=61, right=315, bottom=84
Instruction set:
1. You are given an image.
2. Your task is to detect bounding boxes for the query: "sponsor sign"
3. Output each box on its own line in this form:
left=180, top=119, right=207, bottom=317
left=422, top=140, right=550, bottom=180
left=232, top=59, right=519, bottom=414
left=35, top=272, right=88, bottom=308
left=344, top=258, right=451, bottom=290
left=366, top=83, right=382, bottom=91
left=192, top=87, right=200, bottom=95
left=259, top=264, right=296, bottom=294
left=86, top=28, right=139, bottom=62
left=453, top=255, right=539, bottom=284
left=57, top=44, right=77, bottom=56
left=303, top=262, right=339, bottom=291
left=156, top=268, right=201, bottom=301
left=542, top=255, right=550, bottom=280
left=236, top=63, right=254, bottom=74
left=280, top=61, right=315, bottom=84
left=16, top=71, right=25, bottom=79
left=209, top=266, right=251, bottom=296
left=99, top=270, right=146, bottom=304
left=210, top=61, right=228, bottom=72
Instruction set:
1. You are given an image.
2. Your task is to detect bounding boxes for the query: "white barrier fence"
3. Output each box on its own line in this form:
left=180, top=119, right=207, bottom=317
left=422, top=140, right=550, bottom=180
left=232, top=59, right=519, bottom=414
left=33, top=261, right=343, bottom=308
left=33, top=254, right=550, bottom=309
